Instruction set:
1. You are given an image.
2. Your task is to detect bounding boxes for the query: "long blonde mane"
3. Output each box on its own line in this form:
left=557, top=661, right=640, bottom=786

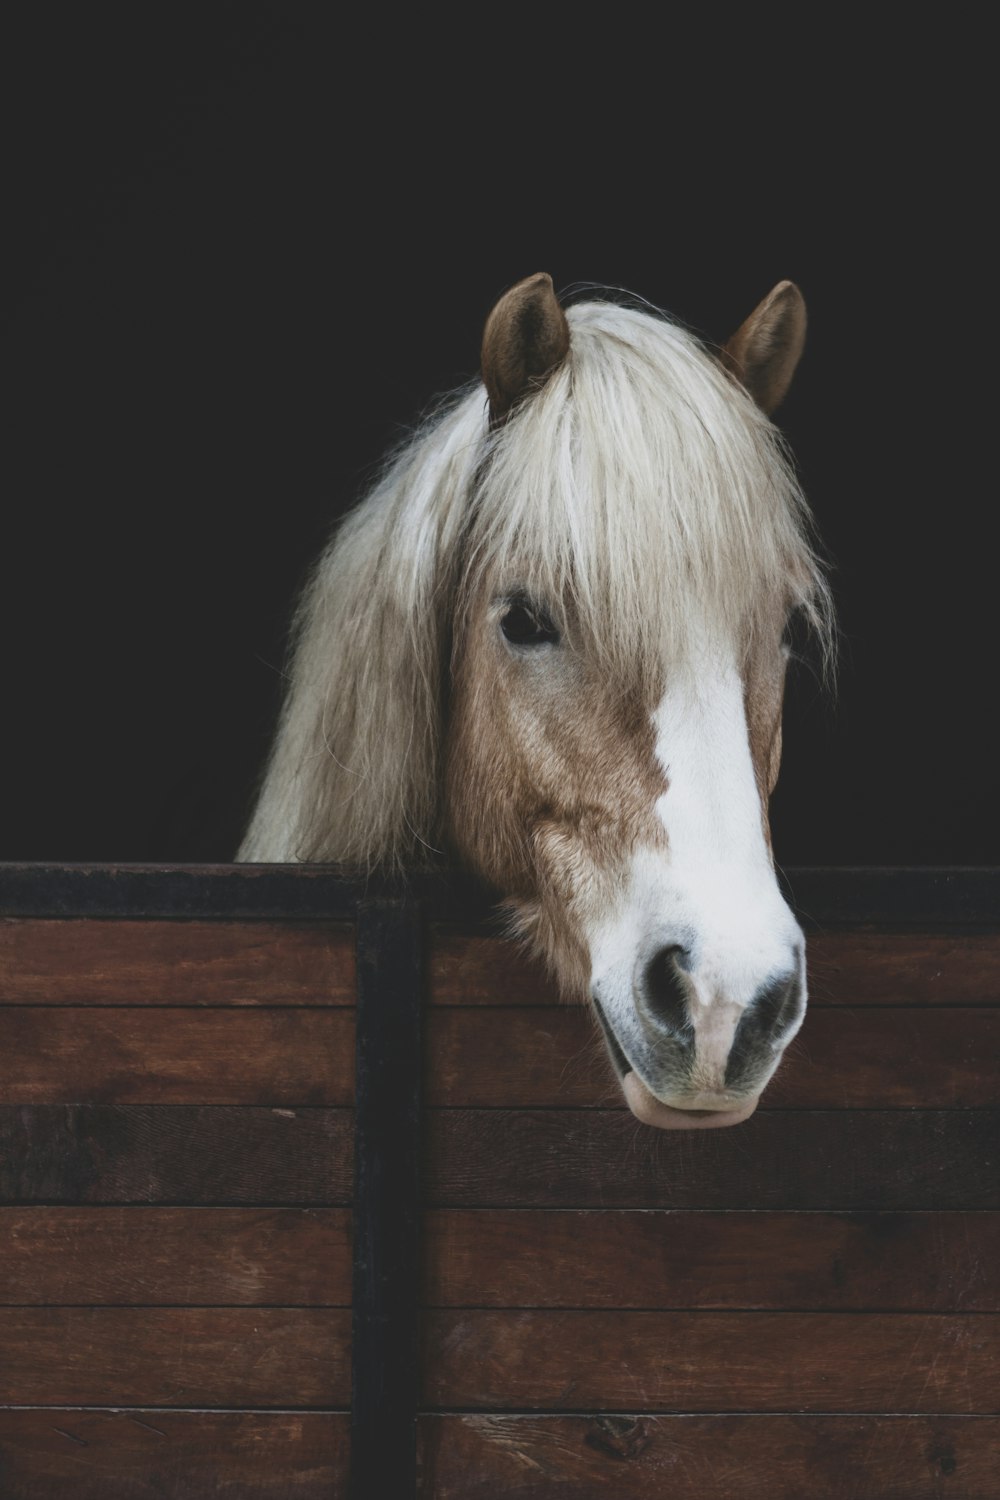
left=238, top=296, right=833, bottom=867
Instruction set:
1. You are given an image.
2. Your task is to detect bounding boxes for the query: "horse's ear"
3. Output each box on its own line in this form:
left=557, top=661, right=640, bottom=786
left=481, top=272, right=571, bottom=421
left=721, top=280, right=806, bottom=415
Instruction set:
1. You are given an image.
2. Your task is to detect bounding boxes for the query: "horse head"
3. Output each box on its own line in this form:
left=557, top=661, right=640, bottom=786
left=241, top=273, right=834, bottom=1130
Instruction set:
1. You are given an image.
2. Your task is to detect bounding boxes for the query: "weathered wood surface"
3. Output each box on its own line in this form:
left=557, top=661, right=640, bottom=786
left=429, top=928, right=1000, bottom=1006
left=425, top=1110, right=1000, bottom=1209
left=419, top=1413, right=1000, bottom=1499
left=0, top=1208, right=350, bottom=1305
left=423, top=1209, right=1000, bottom=1310
left=423, top=1310, right=1000, bottom=1411
left=424, top=1006, right=1000, bottom=1107
left=0, top=919, right=355, bottom=1004
left=6, top=920, right=998, bottom=1009
left=0, top=1106, right=352, bottom=1204
left=0, top=1308, right=350, bottom=1406
left=0, top=1009, right=353, bottom=1105
left=0, top=1411, right=348, bottom=1500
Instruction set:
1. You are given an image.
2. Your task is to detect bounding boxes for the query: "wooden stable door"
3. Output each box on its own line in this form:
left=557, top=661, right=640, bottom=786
left=0, top=865, right=998, bottom=1497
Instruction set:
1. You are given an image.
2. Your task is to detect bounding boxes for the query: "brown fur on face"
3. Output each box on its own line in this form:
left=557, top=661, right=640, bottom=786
left=743, top=616, right=791, bottom=851
left=445, top=581, right=665, bottom=993
left=445, top=578, right=790, bottom=997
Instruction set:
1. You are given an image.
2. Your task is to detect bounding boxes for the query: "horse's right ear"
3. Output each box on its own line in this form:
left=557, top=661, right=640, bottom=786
left=481, top=272, right=571, bottom=422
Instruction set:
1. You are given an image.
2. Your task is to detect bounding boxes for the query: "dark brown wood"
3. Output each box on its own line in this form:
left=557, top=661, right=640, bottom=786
left=423, top=1309, right=1000, bottom=1411
left=775, top=1008, right=1000, bottom=1107
left=0, top=1106, right=352, bottom=1204
left=426, top=1110, right=1000, bottom=1209
left=424, top=1209, right=1000, bottom=1311
left=429, top=928, right=1000, bottom=1006
left=3, top=863, right=1000, bottom=926
left=424, top=1006, right=1000, bottom=1107
left=351, top=897, right=424, bottom=1498
left=419, top=1413, right=1000, bottom=1499
left=0, top=1208, right=350, bottom=1305
left=429, top=929, right=556, bottom=1005
left=807, top=931, right=1000, bottom=1006
left=0, top=1410, right=348, bottom=1500
left=0, top=1308, right=350, bottom=1406
left=0, top=1009, right=353, bottom=1105
left=0, top=919, right=356, bottom=1005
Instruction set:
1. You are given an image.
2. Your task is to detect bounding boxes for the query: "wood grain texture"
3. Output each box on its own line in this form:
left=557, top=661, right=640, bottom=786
left=424, top=1209, right=1000, bottom=1311
left=0, top=1410, right=347, bottom=1500
left=428, top=928, right=1000, bottom=1006
left=0, top=1106, right=352, bottom=1204
left=423, top=1310, right=1000, bottom=1412
left=0, top=1308, right=350, bottom=1406
left=424, top=1006, right=1000, bottom=1107
left=0, top=1009, right=353, bottom=1105
left=0, top=1208, right=350, bottom=1305
left=0, top=920, right=355, bottom=1004
left=419, top=1413, right=1000, bottom=1499
left=425, top=1110, right=1000, bottom=1209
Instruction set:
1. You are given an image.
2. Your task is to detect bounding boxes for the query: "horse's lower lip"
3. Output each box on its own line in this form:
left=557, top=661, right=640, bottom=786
left=623, top=1072, right=759, bottom=1130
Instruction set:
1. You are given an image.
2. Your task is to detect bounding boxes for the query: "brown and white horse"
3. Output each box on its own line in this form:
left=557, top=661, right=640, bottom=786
left=240, top=274, right=835, bottom=1130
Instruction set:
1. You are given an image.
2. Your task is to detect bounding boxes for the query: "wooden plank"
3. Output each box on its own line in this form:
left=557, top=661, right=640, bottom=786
left=0, top=1106, right=352, bottom=1204
left=0, top=1308, right=349, bottom=1406
left=428, top=928, right=1000, bottom=1006
left=0, top=919, right=355, bottom=1004
left=3, top=863, right=999, bottom=926
left=0, top=1009, right=353, bottom=1105
left=0, top=1209, right=350, bottom=1305
left=429, top=930, right=556, bottom=1005
left=352, top=898, right=423, bottom=1498
left=426, top=1110, right=1000, bottom=1209
left=423, top=1310, right=1000, bottom=1411
left=807, top=931, right=1000, bottom=1006
left=419, top=1413, right=1000, bottom=1500
left=424, top=1007, right=1000, bottom=1108
left=424, top=1209, right=1000, bottom=1311
left=0, top=1410, right=347, bottom=1500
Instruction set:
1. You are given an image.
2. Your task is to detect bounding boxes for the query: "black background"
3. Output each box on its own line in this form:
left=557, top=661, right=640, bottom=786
left=2, top=9, right=992, bottom=865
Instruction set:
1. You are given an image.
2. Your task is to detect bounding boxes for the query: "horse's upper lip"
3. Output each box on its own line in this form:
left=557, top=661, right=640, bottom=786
left=592, top=993, right=759, bottom=1130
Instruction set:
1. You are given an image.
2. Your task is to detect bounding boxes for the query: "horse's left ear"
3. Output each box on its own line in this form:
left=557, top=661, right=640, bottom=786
left=721, top=280, right=807, bottom=414
left=481, top=272, right=571, bottom=421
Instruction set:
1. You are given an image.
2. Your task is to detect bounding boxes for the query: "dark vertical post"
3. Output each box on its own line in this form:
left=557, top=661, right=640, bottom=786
left=351, top=897, right=423, bottom=1498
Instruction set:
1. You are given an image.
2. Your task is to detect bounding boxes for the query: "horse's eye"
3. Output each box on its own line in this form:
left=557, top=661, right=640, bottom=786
left=500, top=601, right=560, bottom=647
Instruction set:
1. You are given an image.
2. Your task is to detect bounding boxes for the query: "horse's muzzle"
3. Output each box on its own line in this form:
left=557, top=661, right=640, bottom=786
left=622, top=1071, right=760, bottom=1129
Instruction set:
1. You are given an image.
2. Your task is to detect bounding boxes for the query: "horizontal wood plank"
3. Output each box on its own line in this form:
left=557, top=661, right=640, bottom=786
left=429, top=929, right=1000, bottom=1006
left=0, top=919, right=355, bottom=1004
left=0, top=1308, right=349, bottom=1406
left=0, top=1209, right=350, bottom=1305
left=0, top=1009, right=353, bottom=1105
left=424, top=1006, right=1000, bottom=1108
left=0, top=1106, right=352, bottom=1204
left=806, top=931, right=1000, bottom=1006
left=424, top=1310, right=1000, bottom=1412
left=0, top=1410, right=347, bottom=1500
left=419, top=1413, right=1000, bottom=1499
left=426, top=1110, right=1000, bottom=1209
left=424, top=1209, right=1000, bottom=1310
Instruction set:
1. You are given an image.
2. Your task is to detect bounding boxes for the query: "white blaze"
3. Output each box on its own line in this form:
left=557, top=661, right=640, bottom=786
left=589, top=631, right=804, bottom=1103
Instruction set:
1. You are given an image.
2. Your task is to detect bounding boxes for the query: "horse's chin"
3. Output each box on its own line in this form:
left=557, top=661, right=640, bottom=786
left=622, top=1072, right=760, bottom=1130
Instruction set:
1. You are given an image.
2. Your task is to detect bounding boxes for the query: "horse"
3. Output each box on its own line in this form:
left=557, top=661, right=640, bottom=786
left=239, top=273, right=835, bottom=1130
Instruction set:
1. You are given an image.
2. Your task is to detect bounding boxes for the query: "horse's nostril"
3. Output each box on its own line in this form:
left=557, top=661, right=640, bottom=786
left=725, top=966, right=805, bottom=1088
left=755, top=968, right=805, bottom=1041
left=641, top=945, right=693, bottom=1035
